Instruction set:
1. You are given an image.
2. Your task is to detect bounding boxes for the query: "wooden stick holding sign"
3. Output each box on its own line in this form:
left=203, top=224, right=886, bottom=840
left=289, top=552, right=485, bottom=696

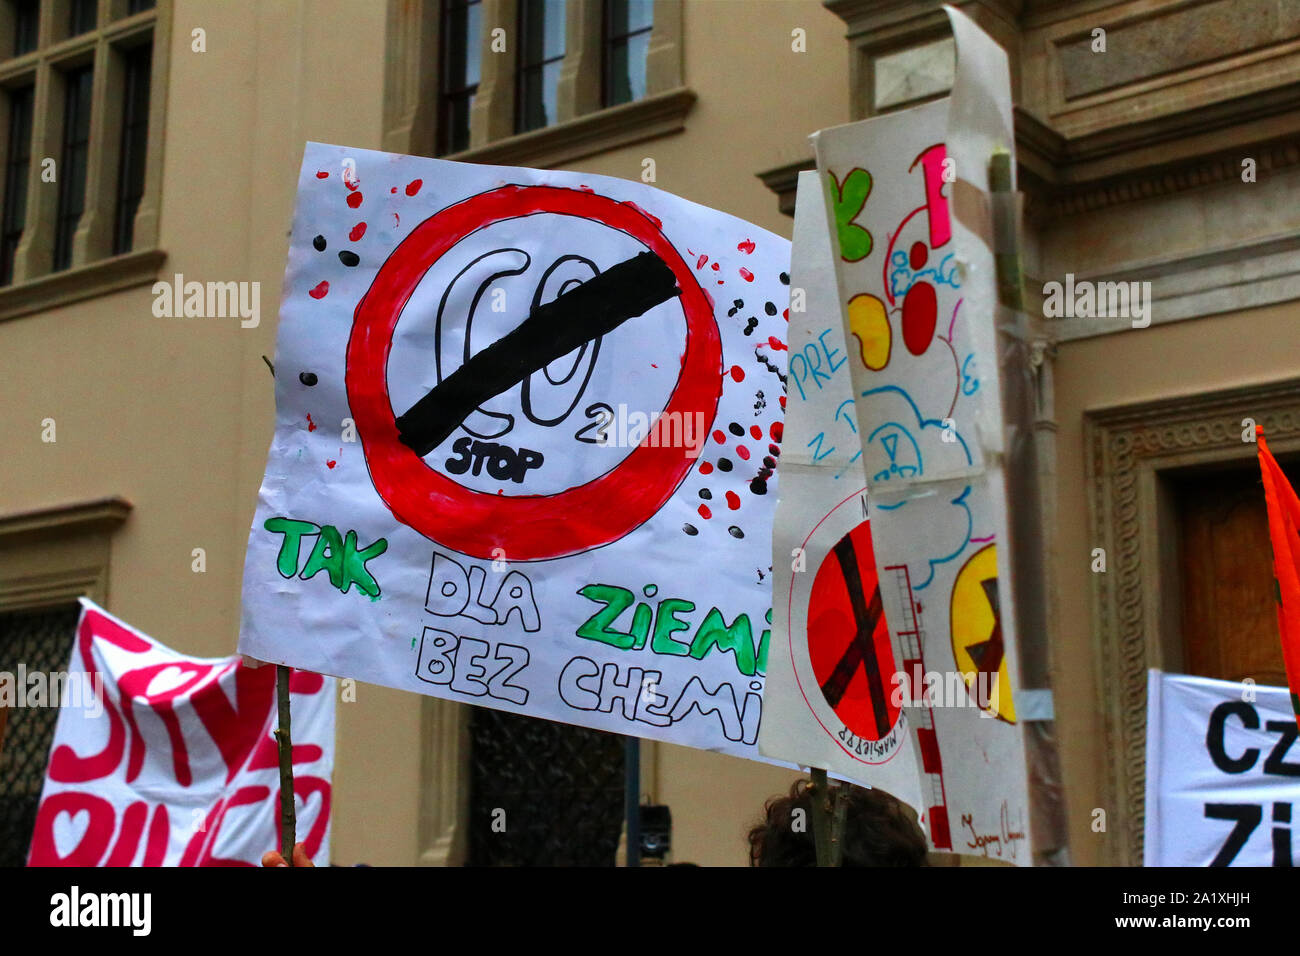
left=275, top=664, right=296, bottom=865
left=262, top=355, right=298, bottom=867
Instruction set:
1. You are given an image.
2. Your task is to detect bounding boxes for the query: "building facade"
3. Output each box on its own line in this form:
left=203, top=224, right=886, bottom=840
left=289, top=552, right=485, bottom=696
left=1, top=0, right=1297, bottom=866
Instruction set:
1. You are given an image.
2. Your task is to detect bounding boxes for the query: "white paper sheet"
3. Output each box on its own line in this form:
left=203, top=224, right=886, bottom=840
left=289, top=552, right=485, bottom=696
left=758, top=171, right=922, bottom=806
left=810, top=6, right=1034, bottom=860
left=238, top=144, right=790, bottom=760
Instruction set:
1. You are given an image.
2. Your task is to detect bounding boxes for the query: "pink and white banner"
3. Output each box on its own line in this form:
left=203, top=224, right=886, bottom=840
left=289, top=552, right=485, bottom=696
left=27, top=599, right=334, bottom=866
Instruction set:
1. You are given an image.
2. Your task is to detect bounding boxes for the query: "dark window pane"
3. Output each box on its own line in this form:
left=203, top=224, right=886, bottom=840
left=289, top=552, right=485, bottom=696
left=53, top=67, right=93, bottom=272
left=516, top=0, right=565, bottom=133
left=12, top=0, right=38, bottom=56
left=439, top=0, right=481, bottom=155
left=1, top=85, right=33, bottom=285
left=0, top=605, right=79, bottom=868
left=114, top=44, right=152, bottom=254
left=604, top=0, right=652, bottom=108
left=127, top=0, right=156, bottom=13
left=69, top=0, right=96, bottom=35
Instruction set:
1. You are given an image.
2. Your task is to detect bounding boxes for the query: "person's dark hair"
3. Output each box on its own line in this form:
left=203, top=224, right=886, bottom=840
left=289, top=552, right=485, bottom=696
left=747, top=778, right=929, bottom=867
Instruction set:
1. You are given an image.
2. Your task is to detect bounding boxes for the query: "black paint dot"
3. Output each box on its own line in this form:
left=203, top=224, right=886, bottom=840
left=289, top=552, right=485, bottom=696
left=312, top=235, right=326, bottom=251
left=698, top=488, right=712, bottom=500
left=779, top=271, right=790, bottom=285
left=728, top=422, right=744, bottom=437
left=765, top=301, right=777, bottom=316
left=728, top=526, right=745, bottom=539
left=750, top=477, right=768, bottom=495
left=717, top=458, right=733, bottom=472
left=338, top=250, right=360, bottom=267
left=743, top=317, right=758, bottom=335
left=299, top=371, right=318, bottom=386
left=683, top=523, right=698, bottom=536
left=762, top=455, right=776, bottom=469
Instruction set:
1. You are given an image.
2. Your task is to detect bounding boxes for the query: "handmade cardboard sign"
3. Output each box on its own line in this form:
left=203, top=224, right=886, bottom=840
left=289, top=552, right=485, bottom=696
left=238, top=144, right=789, bottom=759
left=1146, top=670, right=1300, bottom=866
left=811, top=6, right=1035, bottom=860
left=27, top=599, right=334, bottom=866
left=758, top=171, right=922, bottom=807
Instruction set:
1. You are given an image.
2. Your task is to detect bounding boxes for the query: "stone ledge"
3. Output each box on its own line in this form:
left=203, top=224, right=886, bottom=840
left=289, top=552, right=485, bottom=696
left=0, top=249, right=168, bottom=324
left=444, top=88, right=697, bottom=170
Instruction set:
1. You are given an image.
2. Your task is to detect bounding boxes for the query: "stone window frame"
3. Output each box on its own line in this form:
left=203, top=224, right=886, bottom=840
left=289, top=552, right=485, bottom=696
left=0, top=496, right=130, bottom=614
left=383, top=0, right=693, bottom=170
left=0, top=0, right=170, bottom=323
left=1084, top=377, right=1300, bottom=866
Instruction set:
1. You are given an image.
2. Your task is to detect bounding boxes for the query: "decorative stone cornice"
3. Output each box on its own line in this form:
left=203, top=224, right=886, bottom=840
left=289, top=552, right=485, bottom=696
left=0, top=497, right=132, bottom=544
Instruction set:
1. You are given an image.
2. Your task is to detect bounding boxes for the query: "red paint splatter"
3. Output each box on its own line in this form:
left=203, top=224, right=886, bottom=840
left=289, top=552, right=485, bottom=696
left=306, top=414, right=317, bottom=432
left=771, top=422, right=784, bottom=442
left=750, top=425, right=762, bottom=439
left=767, top=335, right=788, bottom=351
left=622, top=201, right=662, bottom=229
left=699, top=461, right=714, bottom=475
left=405, top=179, right=423, bottom=196
left=710, top=262, right=720, bottom=271
left=725, top=491, right=741, bottom=510
left=326, top=459, right=337, bottom=469
left=910, top=241, right=928, bottom=270
left=651, top=363, right=658, bottom=368
left=717, top=280, right=724, bottom=285
left=730, top=365, right=745, bottom=383
left=578, top=184, right=595, bottom=194
left=713, top=429, right=726, bottom=444
left=698, top=504, right=712, bottom=520
left=779, top=395, right=787, bottom=409
left=346, top=192, right=363, bottom=209
left=782, top=308, right=789, bottom=321
left=390, top=186, right=397, bottom=193
left=393, top=213, right=400, bottom=227
left=349, top=222, right=367, bottom=241
left=739, top=268, right=754, bottom=282
left=315, top=171, right=329, bottom=179
left=308, top=281, right=329, bottom=299
left=737, top=238, right=756, bottom=255
left=736, top=445, right=751, bottom=461
left=696, top=254, right=708, bottom=270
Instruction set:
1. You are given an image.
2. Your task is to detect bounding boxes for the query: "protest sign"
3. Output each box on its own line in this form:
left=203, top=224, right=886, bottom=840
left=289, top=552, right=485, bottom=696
left=27, top=599, right=334, bottom=866
left=810, top=6, right=1035, bottom=860
left=758, top=171, right=922, bottom=807
left=1146, top=669, right=1300, bottom=867
left=239, top=144, right=790, bottom=759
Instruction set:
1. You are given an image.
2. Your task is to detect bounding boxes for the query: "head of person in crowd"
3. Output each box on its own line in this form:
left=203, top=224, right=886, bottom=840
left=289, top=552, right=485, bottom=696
left=747, top=777, right=929, bottom=867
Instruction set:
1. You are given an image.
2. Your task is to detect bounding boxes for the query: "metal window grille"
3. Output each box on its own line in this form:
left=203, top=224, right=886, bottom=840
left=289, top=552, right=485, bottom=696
left=0, top=604, right=79, bottom=867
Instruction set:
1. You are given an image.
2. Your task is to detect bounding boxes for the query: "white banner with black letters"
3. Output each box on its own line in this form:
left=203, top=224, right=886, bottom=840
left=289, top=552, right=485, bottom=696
left=1145, top=669, right=1300, bottom=866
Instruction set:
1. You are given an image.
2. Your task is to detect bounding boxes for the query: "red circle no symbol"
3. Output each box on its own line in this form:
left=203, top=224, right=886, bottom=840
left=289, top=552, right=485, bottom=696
left=346, top=184, right=720, bottom=561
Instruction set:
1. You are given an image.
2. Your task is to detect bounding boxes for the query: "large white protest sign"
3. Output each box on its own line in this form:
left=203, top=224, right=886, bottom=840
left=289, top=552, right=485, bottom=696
left=27, top=599, right=334, bottom=866
left=1146, top=669, right=1300, bottom=867
left=811, top=7, right=1035, bottom=860
left=239, top=144, right=790, bottom=759
left=758, top=171, right=921, bottom=807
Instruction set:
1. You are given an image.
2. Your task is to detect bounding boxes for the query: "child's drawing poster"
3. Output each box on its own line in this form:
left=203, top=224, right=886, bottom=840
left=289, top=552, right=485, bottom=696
left=758, top=171, right=921, bottom=809
left=812, top=6, right=1034, bottom=862
left=238, top=143, right=790, bottom=760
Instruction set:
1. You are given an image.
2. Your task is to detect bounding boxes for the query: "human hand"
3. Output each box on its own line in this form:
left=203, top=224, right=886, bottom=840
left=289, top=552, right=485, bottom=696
left=261, top=842, right=315, bottom=867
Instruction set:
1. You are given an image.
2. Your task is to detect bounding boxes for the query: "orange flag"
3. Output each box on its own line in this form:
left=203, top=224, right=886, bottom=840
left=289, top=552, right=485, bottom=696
left=1256, top=426, right=1300, bottom=725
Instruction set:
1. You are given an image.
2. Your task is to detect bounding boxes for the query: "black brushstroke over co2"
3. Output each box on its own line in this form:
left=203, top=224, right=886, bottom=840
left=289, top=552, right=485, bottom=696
left=397, top=251, right=680, bottom=458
